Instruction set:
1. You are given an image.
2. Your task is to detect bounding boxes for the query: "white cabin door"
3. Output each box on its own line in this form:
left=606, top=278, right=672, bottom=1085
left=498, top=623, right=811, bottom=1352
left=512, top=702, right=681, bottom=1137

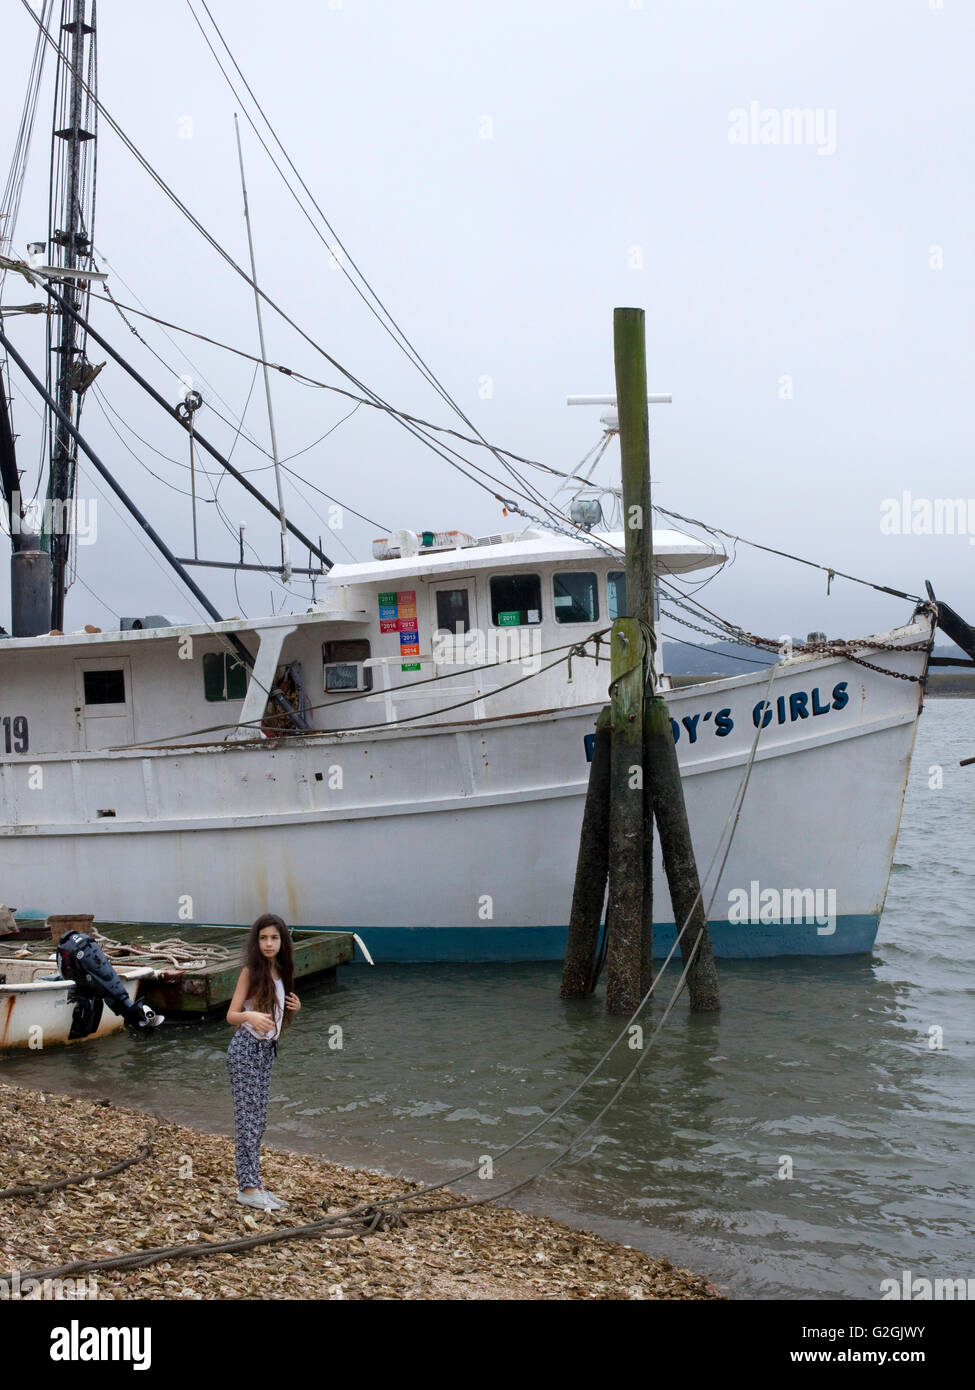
left=74, top=656, right=134, bottom=751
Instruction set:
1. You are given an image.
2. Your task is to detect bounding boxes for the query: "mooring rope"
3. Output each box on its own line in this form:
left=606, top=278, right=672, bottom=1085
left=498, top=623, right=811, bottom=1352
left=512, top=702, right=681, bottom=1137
left=0, top=1119, right=158, bottom=1200
left=96, top=936, right=234, bottom=970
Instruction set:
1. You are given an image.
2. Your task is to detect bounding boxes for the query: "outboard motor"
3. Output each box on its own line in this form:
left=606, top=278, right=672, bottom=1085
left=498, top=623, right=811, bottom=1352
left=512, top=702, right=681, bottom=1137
left=56, top=932, right=164, bottom=1039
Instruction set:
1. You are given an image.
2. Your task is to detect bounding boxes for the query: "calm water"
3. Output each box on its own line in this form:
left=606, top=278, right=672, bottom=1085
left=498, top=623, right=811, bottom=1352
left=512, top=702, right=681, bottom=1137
left=3, top=701, right=973, bottom=1299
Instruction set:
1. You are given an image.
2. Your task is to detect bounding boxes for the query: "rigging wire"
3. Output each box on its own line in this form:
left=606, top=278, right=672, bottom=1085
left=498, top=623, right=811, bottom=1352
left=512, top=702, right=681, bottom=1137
left=653, top=502, right=923, bottom=605
left=0, top=1, right=54, bottom=270
left=18, top=2, right=609, bottom=554
left=659, top=630, right=774, bottom=667
left=89, top=278, right=389, bottom=532
left=185, top=0, right=553, bottom=515
left=82, top=286, right=586, bottom=481
left=9, top=8, right=924, bottom=639
left=93, top=247, right=277, bottom=467
left=276, top=469, right=361, bottom=566
left=71, top=455, right=283, bottom=712
left=89, top=386, right=200, bottom=498
left=93, top=333, right=379, bottom=533
left=92, top=383, right=203, bottom=471
left=202, top=367, right=330, bottom=598
left=0, top=0, right=55, bottom=507
left=69, top=568, right=120, bottom=621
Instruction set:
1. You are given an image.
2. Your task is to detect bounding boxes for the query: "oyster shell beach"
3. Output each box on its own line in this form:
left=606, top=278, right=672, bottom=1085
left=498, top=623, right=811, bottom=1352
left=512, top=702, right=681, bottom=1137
left=0, top=1083, right=719, bottom=1301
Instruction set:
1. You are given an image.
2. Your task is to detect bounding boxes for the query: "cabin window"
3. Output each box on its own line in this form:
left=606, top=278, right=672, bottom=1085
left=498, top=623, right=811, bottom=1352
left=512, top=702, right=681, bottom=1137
left=203, top=651, right=248, bottom=702
left=490, top=574, right=542, bottom=626
left=323, top=639, right=373, bottom=693
left=608, top=571, right=627, bottom=621
left=83, top=669, right=126, bottom=705
left=553, top=572, right=599, bottom=623
left=435, top=588, right=471, bottom=634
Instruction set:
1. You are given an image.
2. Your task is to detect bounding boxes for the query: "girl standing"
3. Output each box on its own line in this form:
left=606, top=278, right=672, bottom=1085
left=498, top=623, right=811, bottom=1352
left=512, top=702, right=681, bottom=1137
left=226, top=913, right=301, bottom=1210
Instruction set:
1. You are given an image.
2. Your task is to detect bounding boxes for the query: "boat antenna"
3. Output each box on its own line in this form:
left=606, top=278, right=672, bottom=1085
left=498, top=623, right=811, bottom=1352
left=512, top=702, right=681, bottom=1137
left=233, top=113, right=291, bottom=584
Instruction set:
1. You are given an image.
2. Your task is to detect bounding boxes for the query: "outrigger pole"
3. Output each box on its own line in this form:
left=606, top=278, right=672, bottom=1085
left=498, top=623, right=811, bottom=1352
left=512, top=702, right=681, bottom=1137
left=39, top=281, right=335, bottom=571
left=0, top=323, right=310, bottom=731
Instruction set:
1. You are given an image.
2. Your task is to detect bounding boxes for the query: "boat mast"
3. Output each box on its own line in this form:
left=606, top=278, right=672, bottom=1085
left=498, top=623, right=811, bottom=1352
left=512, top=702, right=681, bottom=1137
left=233, top=114, right=292, bottom=584
left=45, top=0, right=97, bottom=630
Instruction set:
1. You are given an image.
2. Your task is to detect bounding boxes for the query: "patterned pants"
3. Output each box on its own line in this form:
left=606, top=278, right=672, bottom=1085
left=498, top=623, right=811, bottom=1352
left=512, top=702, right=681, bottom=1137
left=227, top=1028, right=276, bottom=1189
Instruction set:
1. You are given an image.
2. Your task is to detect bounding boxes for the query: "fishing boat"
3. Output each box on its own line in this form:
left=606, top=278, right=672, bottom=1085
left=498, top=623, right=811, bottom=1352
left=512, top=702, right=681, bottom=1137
left=0, top=524, right=934, bottom=961
left=0, top=5, right=948, bottom=963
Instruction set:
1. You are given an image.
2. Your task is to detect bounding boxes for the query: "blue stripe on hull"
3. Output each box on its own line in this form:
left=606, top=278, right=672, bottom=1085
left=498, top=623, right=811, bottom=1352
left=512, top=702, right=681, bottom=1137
left=335, top=916, right=880, bottom=963
left=18, top=911, right=878, bottom=962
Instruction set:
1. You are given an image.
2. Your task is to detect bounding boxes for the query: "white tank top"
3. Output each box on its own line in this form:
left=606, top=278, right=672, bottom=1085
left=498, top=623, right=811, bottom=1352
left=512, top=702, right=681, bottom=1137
left=242, top=976, right=285, bottom=1041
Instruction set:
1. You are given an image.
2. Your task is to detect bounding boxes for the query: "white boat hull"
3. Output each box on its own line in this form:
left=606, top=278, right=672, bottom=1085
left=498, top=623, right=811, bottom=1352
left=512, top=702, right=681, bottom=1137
left=0, top=974, right=146, bottom=1048
left=0, top=618, right=930, bottom=961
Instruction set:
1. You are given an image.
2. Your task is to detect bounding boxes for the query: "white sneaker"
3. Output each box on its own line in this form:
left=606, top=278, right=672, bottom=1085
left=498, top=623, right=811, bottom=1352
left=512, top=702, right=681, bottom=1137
left=237, top=1189, right=273, bottom=1210
left=263, top=1191, right=286, bottom=1209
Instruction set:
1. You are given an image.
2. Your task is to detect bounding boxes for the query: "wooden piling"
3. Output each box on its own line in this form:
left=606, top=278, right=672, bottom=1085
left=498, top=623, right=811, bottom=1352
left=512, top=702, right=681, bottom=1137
left=605, top=618, right=647, bottom=1015
left=612, top=305, right=717, bottom=1013
left=641, top=750, right=655, bottom=999
left=560, top=706, right=612, bottom=998
left=561, top=305, right=717, bottom=1014
left=644, top=696, right=720, bottom=1011
left=614, top=308, right=654, bottom=633
left=601, top=307, right=655, bottom=1015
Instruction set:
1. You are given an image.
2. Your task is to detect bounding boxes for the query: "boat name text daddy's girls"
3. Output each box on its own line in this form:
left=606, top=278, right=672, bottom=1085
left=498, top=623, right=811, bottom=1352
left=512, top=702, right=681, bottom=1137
left=670, top=681, right=849, bottom=744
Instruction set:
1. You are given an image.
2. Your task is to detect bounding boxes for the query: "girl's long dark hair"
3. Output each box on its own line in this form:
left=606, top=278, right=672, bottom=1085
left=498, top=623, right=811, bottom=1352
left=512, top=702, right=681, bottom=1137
left=244, top=913, right=295, bottom=1034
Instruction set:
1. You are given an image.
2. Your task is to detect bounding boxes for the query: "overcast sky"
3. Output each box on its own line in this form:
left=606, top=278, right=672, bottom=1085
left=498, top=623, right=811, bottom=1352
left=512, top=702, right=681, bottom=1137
left=1, top=0, right=972, bottom=644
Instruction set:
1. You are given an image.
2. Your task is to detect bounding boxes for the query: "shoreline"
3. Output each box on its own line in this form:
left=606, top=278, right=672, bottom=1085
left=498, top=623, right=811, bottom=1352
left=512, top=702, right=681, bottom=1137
left=0, top=1080, right=723, bottom=1301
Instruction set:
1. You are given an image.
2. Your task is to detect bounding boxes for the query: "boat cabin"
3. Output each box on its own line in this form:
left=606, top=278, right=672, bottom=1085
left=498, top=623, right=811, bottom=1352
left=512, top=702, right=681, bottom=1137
left=0, top=527, right=723, bottom=756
